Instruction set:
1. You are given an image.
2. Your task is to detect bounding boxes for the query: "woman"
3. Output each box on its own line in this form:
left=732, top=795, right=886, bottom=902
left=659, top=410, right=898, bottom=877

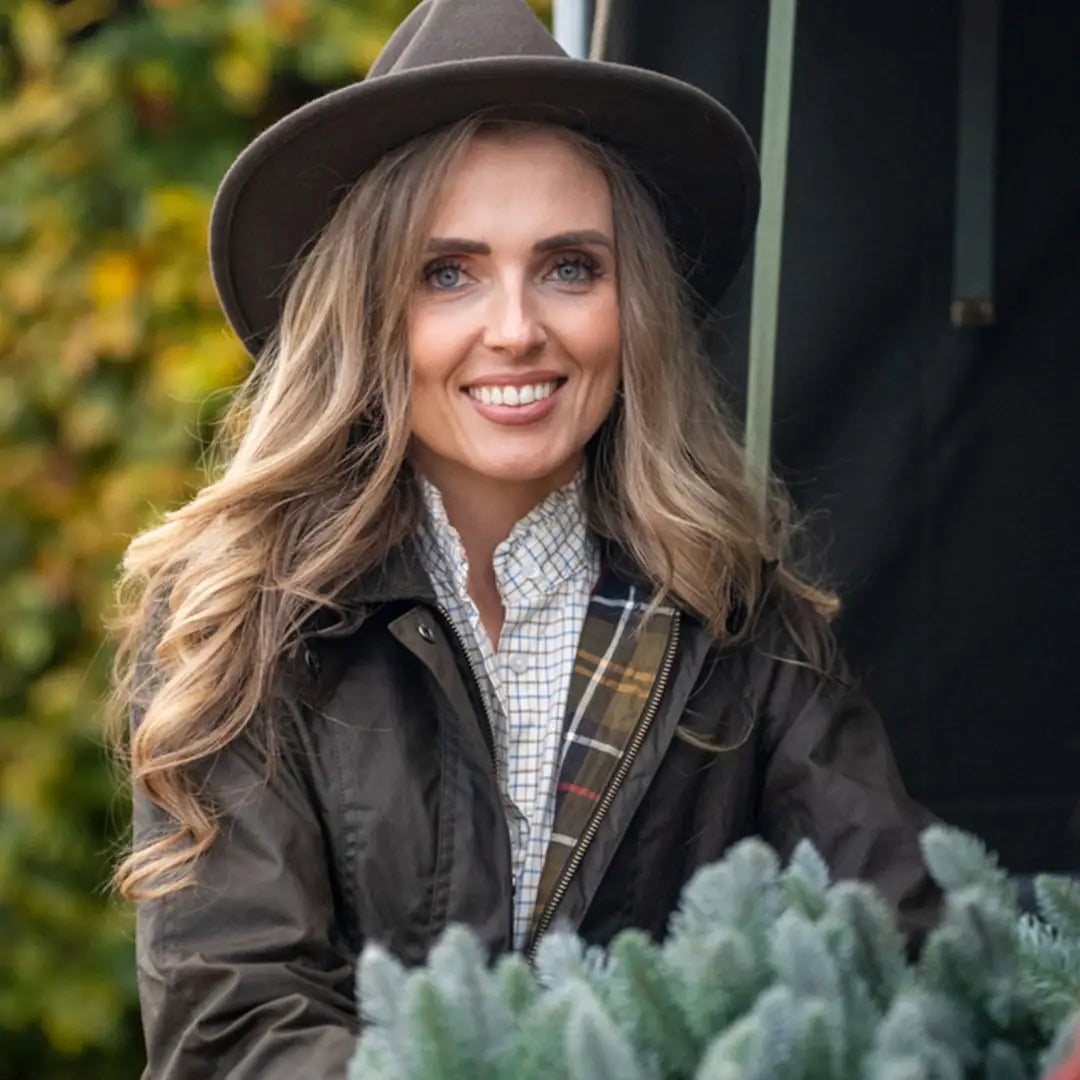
left=113, top=0, right=939, bottom=1076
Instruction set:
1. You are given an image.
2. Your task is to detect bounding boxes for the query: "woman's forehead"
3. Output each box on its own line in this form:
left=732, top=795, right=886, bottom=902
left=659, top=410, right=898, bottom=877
left=429, top=129, right=613, bottom=238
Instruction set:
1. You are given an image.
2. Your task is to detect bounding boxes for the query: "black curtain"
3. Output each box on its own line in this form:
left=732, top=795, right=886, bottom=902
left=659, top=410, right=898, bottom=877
left=612, top=0, right=1080, bottom=872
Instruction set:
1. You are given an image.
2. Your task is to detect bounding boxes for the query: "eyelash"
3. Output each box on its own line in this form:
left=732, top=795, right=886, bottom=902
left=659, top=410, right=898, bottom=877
left=422, top=253, right=603, bottom=288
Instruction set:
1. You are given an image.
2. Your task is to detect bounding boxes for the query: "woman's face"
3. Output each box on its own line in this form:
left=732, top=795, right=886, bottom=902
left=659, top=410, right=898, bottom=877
left=407, top=128, right=621, bottom=500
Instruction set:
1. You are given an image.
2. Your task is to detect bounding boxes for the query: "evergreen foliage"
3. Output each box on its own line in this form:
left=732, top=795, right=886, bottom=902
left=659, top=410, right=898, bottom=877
left=350, top=827, right=1080, bottom=1080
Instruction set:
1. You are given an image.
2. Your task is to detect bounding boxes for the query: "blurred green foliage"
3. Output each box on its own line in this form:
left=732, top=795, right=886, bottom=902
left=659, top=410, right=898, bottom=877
left=0, top=0, right=551, bottom=1074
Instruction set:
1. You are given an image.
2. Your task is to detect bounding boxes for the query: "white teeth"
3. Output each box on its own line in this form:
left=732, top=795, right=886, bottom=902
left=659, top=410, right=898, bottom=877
left=468, top=381, right=558, bottom=407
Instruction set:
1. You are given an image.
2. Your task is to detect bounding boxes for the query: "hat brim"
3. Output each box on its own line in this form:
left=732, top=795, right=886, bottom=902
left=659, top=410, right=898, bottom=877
left=210, top=57, right=761, bottom=355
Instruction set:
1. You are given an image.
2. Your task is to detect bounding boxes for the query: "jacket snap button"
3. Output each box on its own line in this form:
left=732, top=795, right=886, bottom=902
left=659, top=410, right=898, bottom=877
left=417, top=623, right=436, bottom=643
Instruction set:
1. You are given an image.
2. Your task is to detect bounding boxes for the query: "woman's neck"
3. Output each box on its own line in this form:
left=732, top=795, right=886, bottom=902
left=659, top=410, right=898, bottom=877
left=417, top=456, right=582, bottom=647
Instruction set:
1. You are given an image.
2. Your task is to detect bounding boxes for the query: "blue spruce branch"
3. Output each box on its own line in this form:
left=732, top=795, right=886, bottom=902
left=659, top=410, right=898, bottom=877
left=349, top=827, right=1080, bottom=1080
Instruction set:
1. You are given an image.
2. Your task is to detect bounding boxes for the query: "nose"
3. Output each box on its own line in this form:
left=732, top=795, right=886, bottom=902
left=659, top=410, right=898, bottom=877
left=481, top=277, right=547, bottom=357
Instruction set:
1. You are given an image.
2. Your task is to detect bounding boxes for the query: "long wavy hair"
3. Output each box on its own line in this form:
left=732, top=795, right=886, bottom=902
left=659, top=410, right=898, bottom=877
left=110, top=114, right=837, bottom=901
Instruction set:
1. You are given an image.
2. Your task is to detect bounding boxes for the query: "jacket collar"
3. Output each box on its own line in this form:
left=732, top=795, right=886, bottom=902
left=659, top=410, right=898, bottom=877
left=342, top=537, right=437, bottom=607
left=305, top=534, right=771, bottom=643
left=308, top=534, right=656, bottom=632
left=301, top=540, right=435, bottom=642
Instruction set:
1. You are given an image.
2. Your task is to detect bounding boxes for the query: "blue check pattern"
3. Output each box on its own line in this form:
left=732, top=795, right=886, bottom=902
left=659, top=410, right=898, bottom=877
left=416, top=473, right=600, bottom=948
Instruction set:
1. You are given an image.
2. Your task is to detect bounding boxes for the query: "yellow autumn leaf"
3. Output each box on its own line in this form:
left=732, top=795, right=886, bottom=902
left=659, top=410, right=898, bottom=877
left=12, top=1, right=63, bottom=75
left=347, top=28, right=392, bottom=73
left=26, top=665, right=86, bottom=727
left=89, top=306, right=140, bottom=357
left=213, top=49, right=269, bottom=112
left=6, top=263, right=48, bottom=314
left=146, top=184, right=209, bottom=234
left=89, top=251, right=139, bottom=308
left=59, top=316, right=101, bottom=377
left=155, top=335, right=245, bottom=401
left=199, top=328, right=251, bottom=389
left=147, top=260, right=188, bottom=308
left=60, top=393, right=122, bottom=452
left=96, top=461, right=192, bottom=523
left=52, top=0, right=120, bottom=39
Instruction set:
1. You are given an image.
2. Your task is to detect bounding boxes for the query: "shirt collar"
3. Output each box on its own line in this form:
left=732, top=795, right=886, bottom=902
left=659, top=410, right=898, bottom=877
left=416, top=471, right=596, bottom=600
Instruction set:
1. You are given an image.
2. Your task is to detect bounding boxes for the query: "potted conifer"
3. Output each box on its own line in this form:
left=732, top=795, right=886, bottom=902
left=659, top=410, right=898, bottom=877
left=349, top=826, right=1080, bottom=1079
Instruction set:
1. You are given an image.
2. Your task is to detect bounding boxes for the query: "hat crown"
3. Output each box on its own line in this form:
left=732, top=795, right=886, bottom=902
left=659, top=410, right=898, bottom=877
left=369, top=0, right=567, bottom=79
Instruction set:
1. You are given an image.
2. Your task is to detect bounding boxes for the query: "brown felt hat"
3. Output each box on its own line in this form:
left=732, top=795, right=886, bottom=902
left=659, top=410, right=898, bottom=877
left=209, top=0, right=760, bottom=356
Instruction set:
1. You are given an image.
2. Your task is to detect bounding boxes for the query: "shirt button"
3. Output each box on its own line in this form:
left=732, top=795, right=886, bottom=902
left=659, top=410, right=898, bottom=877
left=508, top=653, right=529, bottom=675
left=522, top=558, right=540, bottom=580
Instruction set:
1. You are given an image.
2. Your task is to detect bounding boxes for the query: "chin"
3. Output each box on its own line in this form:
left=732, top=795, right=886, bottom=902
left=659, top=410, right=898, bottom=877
left=471, top=449, right=576, bottom=485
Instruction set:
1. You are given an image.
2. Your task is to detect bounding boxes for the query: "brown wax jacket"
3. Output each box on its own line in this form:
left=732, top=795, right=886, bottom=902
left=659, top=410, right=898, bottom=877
left=134, top=547, right=940, bottom=1078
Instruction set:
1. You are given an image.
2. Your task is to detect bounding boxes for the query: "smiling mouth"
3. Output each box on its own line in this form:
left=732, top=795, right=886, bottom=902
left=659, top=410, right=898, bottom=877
left=463, top=378, right=567, bottom=407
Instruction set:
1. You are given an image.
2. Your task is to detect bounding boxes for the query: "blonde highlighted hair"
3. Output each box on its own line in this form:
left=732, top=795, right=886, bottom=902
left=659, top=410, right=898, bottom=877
left=110, top=114, right=836, bottom=900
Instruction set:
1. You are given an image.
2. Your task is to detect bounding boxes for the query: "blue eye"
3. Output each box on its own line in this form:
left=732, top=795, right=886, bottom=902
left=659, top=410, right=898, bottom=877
left=551, top=256, right=599, bottom=284
left=424, top=261, right=464, bottom=289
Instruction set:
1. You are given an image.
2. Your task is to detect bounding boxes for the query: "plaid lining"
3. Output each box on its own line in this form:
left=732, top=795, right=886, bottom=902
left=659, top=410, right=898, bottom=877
left=530, top=572, right=677, bottom=939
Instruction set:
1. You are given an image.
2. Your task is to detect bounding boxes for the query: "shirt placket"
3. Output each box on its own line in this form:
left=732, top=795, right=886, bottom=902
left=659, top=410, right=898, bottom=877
left=463, top=597, right=530, bottom=883
left=501, top=597, right=538, bottom=885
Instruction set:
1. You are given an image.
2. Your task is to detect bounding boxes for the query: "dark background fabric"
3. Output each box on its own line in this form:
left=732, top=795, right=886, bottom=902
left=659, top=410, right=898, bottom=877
left=610, top=0, right=1080, bottom=872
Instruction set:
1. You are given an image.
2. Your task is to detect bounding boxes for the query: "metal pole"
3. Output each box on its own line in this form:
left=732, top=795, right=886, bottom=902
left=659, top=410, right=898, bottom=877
left=745, top=0, right=798, bottom=511
left=553, top=0, right=592, bottom=59
left=951, top=0, right=1000, bottom=328
left=589, top=0, right=614, bottom=60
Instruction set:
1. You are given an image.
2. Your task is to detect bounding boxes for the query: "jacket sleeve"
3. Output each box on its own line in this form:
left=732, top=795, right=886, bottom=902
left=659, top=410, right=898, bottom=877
left=756, top=612, right=942, bottom=946
left=134, top=703, right=359, bottom=1080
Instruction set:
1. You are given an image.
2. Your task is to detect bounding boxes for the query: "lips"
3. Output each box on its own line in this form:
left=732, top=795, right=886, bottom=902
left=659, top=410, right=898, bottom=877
left=467, top=380, right=559, bottom=407
left=462, top=376, right=566, bottom=426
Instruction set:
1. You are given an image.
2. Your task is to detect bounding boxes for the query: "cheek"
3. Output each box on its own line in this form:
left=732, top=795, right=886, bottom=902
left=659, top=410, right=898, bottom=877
left=572, top=301, right=621, bottom=393
left=406, top=342, right=454, bottom=453
left=407, top=312, right=460, bottom=406
left=406, top=313, right=438, bottom=387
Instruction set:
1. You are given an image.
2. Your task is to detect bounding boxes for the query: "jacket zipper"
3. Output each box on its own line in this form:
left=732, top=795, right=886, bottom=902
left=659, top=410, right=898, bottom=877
left=526, top=611, right=682, bottom=961
left=434, top=603, right=497, bottom=768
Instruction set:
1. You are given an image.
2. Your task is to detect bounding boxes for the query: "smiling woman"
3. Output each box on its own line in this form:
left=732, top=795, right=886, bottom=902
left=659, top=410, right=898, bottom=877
left=108, top=1, right=941, bottom=1078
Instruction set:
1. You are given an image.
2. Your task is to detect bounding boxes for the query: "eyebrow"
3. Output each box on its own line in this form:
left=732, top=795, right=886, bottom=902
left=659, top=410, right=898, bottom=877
left=425, top=229, right=614, bottom=255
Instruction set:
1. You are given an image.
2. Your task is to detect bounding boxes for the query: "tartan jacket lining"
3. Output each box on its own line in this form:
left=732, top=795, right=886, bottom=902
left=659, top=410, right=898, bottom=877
left=530, top=569, right=677, bottom=936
